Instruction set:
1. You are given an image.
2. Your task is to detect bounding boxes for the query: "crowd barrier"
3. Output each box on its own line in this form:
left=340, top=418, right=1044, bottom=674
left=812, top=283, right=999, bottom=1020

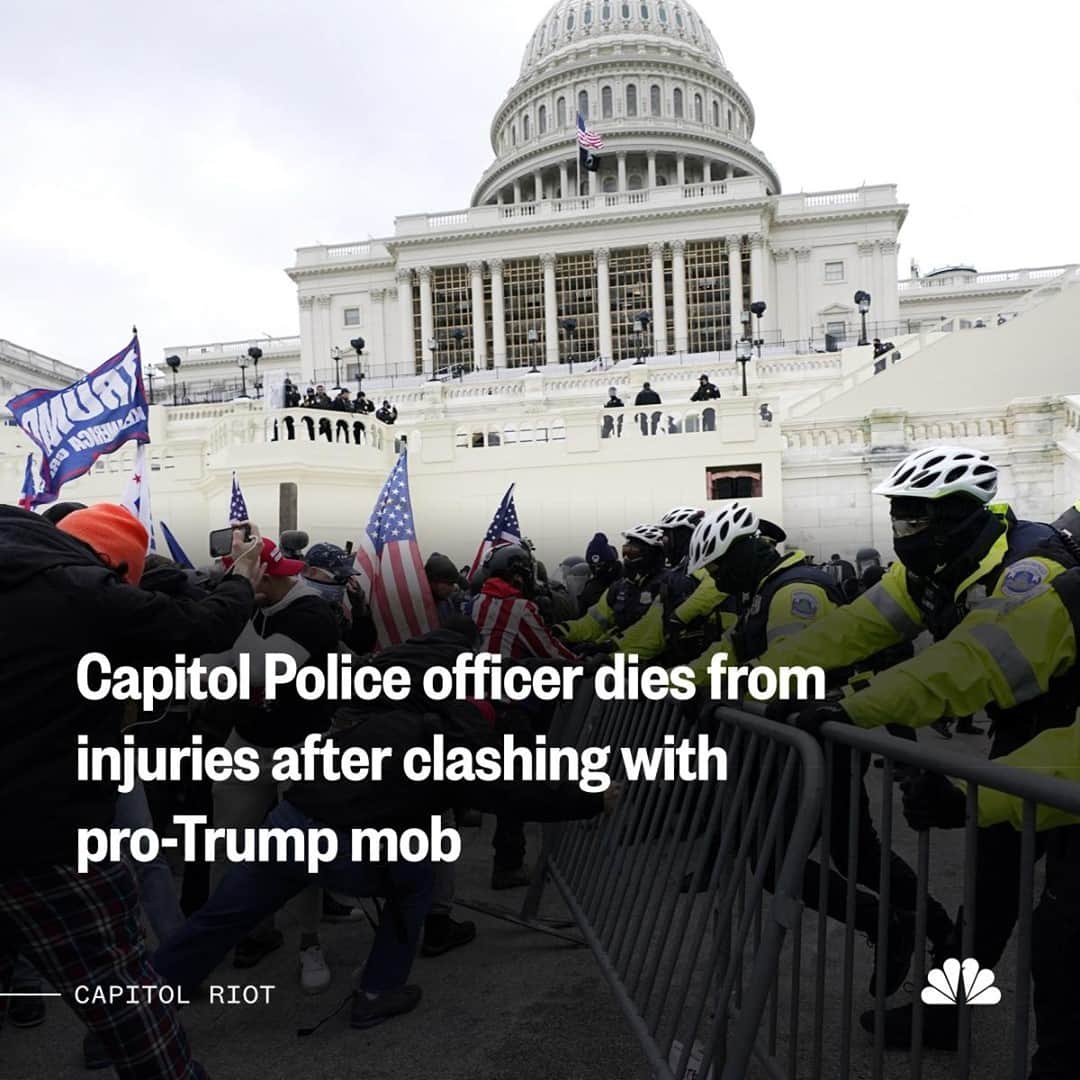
left=521, top=686, right=1080, bottom=1080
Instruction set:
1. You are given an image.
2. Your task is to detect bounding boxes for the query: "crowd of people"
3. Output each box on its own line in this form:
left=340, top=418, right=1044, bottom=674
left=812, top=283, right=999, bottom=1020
left=274, top=380, right=400, bottom=445
left=2, top=441, right=1079, bottom=1078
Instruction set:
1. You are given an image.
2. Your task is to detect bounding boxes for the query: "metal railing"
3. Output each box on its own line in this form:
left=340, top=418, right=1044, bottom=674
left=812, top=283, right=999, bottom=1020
left=522, top=686, right=826, bottom=1080
left=523, top=689, right=1080, bottom=1080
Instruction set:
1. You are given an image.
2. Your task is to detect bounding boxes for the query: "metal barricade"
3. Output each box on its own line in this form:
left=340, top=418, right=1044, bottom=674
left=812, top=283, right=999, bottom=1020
left=525, top=686, right=826, bottom=1080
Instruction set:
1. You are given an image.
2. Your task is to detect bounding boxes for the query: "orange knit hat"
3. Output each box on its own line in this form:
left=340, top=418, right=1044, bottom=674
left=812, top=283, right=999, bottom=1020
left=57, top=503, right=149, bottom=585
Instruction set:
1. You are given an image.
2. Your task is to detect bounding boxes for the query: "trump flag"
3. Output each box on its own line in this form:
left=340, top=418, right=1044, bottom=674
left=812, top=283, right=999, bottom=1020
left=6, top=334, right=149, bottom=505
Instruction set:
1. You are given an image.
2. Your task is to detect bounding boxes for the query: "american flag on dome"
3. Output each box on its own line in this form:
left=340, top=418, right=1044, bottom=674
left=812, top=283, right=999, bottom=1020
left=353, top=449, right=438, bottom=648
left=229, top=472, right=250, bottom=524
left=469, top=484, right=522, bottom=581
left=576, top=112, right=604, bottom=150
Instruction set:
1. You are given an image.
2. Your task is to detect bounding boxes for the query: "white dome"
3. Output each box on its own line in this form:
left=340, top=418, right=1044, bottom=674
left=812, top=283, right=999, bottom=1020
left=521, top=0, right=726, bottom=78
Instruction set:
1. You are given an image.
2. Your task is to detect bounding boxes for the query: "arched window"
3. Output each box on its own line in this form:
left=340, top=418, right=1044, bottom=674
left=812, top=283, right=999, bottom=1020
left=566, top=9, right=575, bottom=30
left=626, top=84, right=637, bottom=116
left=538, top=104, right=547, bottom=134
left=727, top=107, right=733, bottom=129
left=650, top=84, right=661, bottom=115
left=602, top=85, right=613, bottom=119
left=694, top=93, right=703, bottom=122
left=621, top=2, right=631, bottom=19
left=584, top=3, right=594, bottom=26
left=658, top=2, right=668, bottom=24
left=578, top=90, right=589, bottom=119
left=523, top=114, right=530, bottom=140
left=512, top=124, right=517, bottom=146
left=601, top=1, right=612, bottom=21
left=556, top=96, right=567, bottom=127
left=628, top=173, right=643, bottom=190
left=675, top=8, right=684, bottom=28
left=640, top=3, right=650, bottom=19
left=712, top=99, right=720, bottom=126
left=673, top=88, right=683, bottom=118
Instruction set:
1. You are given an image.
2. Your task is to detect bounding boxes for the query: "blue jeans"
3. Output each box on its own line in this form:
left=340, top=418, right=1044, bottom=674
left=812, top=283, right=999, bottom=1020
left=152, top=801, right=433, bottom=994
left=115, top=781, right=186, bottom=946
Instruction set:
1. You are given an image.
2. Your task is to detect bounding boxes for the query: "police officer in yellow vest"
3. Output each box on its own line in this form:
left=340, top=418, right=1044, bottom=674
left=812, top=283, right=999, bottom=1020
left=758, top=446, right=1080, bottom=1051
left=683, top=502, right=953, bottom=996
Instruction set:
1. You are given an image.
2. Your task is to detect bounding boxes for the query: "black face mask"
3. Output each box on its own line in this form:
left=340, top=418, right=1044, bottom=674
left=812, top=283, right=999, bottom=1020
left=707, top=538, right=776, bottom=597
left=892, top=530, right=941, bottom=577
left=892, top=504, right=995, bottom=578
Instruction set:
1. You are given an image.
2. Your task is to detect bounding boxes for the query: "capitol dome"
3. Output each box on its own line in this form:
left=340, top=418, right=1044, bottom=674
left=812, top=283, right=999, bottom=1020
left=472, top=0, right=780, bottom=206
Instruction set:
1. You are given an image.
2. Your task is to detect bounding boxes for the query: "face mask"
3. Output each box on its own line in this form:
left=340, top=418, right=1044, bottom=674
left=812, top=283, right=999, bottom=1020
left=892, top=531, right=942, bottom=576
left=306, top=579, right=345, bottom=605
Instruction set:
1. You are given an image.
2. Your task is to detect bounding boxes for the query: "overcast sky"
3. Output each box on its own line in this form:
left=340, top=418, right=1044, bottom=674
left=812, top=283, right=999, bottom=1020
left=3, top=0, right=1077, bottom=372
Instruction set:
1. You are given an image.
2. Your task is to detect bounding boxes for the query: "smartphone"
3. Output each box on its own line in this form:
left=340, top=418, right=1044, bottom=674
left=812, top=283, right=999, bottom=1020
left=209, top=524, right=252, bottom=558
left=344, top=540, right=354, bottom=556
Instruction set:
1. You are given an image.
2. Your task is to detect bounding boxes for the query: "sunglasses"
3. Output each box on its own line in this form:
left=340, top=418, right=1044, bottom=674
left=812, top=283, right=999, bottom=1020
left=891, top=517, right=932, bottom=538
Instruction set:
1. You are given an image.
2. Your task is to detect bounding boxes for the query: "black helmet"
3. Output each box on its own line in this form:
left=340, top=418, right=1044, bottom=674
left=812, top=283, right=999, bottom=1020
left=855, top=547, right=881, bottom=564
left=483, top=544, right=536, bottom=596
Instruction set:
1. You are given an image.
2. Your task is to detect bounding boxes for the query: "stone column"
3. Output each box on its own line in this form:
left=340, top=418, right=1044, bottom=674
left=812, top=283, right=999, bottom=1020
left=542, top=252, right=559, bottom=365
left=795, top=248, right=811, bottom=348
left=490, top=258, right=507, bottom=368
left=726, top=235, right=744, bottom=347
left=703, top=160, right=712, bottom=183
left=676, top=154, right=686, bottom=186
left=595, top=247, right=613, bottom=363
left=671, top=239, right=688, bottom=354
left=313, top=294, right=332, bottom=379
left=469, top=261, right=486, bottom=370
left=298, top=295, right=316, bottom=381
left=748, top=233, right=765, bottom=318
left=559, top=162, right=569, bottom=199
left=367, top=288, right=386, bottom=379
left=770, top=247, right=791, bottom=345
left=647, top=151, right=657, bottom=189
left=879, top=239, right=899, bottom=329
left=418, top=266, right=434, bottom=373
left=534, top=171, right=544, bottom=201
left=513, top=179, right=522, bottom=204
left=396, top=268, right=414, bottom=374
left=649, top=242, right=668, bottom=356
left=617, top=152, right=627, bottom=193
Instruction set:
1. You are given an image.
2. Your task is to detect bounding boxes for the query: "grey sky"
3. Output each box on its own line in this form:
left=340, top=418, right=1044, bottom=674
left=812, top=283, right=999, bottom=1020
left=2, top=0, right=1077, bottom=372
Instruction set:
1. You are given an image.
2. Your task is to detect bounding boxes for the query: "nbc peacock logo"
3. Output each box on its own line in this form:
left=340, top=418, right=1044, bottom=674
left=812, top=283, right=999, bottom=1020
left=921, top=958, right=1001, bottom=1006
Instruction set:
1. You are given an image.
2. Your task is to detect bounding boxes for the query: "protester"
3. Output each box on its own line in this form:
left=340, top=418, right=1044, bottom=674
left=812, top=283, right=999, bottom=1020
left=634, top=381, right=662, bottom=435
left=0, top=504, right=261, bottom=1079
left=376, top=400, right=398, bottom=425
left=200, top=536, right=340, bottom=993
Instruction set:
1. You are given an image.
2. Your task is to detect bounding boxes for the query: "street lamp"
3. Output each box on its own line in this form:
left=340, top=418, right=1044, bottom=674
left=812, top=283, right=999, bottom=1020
left=854, top=290, right=872, bottom=347
left=560, top=318, right=578, bottom=374
left=146, top=366, right=158, bottom=406
left=749, top=300, right=767, bottom=359
left=427, top=337, right=441, bottom=381
left=526, top=327, right=540, bottom=373
left=330, top=345, right=344, bottom=390
left=247, top=346, right=262, bottom=399
left=237, top=351, right=251, bottom=399
left=735, top=337, right=753, bottom=397
left=451, top=327, right=466, bottom=380
left=350, top=336, right=366, bottom=396
left=633, top=311, right=651, bottom=364
left=165, top=355, right=181, bottom=405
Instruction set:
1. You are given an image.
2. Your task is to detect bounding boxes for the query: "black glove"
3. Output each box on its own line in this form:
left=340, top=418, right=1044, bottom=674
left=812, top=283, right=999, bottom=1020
left=901, top=772, right=967, bottom=831
left=573, top=640, right=615, bottom=658
left=789, top=701, right=849, bottom=736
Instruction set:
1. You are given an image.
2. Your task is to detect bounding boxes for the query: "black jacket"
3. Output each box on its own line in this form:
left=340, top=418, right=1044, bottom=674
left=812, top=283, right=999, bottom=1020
left=691, top=382, right=721, bottom=402
left=287, top=630, right=604, bottom=829
left=634, top=388, right=661, bottom=406
left=0, top=507, right=254, bottom=869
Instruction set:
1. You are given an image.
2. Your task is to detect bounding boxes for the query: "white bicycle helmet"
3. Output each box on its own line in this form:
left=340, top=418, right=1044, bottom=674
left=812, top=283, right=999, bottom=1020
left=873, top=446, right=998, bottom=504
left=621, top=524, right=666, bottom=549
left=658, top=506, right=705, bottom=531
left=687, top=503, right=759, bottom=572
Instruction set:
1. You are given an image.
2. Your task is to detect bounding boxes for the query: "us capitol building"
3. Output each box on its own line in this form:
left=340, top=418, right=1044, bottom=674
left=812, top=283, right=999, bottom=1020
left=3, top=0, right=1079, bottom=565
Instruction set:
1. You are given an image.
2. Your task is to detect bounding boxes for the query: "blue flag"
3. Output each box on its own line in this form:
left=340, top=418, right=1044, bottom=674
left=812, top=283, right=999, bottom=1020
left=18, top=454, right=36, bottom=510
left=159, top=521, right=194, bottom=569
left=6, top=335, right=148, bottom=505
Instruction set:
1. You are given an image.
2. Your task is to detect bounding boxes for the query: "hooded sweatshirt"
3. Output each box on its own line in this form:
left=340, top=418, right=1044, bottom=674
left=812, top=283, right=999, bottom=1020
left=0, top=505, right=254, bottom=869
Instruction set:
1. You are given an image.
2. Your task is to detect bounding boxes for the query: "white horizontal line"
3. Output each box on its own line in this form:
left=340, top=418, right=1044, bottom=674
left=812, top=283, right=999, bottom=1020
left=0, top=992, right=62, bottom=997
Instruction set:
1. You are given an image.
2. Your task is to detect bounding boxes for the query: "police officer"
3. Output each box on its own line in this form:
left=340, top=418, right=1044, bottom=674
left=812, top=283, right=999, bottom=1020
left=554, top=525, right=680, bottom=654
left=682, top=502, right=944, bottom=993
left=757, top=445, right=1080, bottom=1048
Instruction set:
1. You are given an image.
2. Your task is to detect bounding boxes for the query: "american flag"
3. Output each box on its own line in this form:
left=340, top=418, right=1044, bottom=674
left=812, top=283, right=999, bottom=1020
left=469, top=484, right=522, bottom=581
left=353, top=449, right=438, bottom=648
left=577, top=112, right=604, bottom=151
left=18, top=454, right=35, bottom=510
left=229, top=472, right=250, bottom=524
